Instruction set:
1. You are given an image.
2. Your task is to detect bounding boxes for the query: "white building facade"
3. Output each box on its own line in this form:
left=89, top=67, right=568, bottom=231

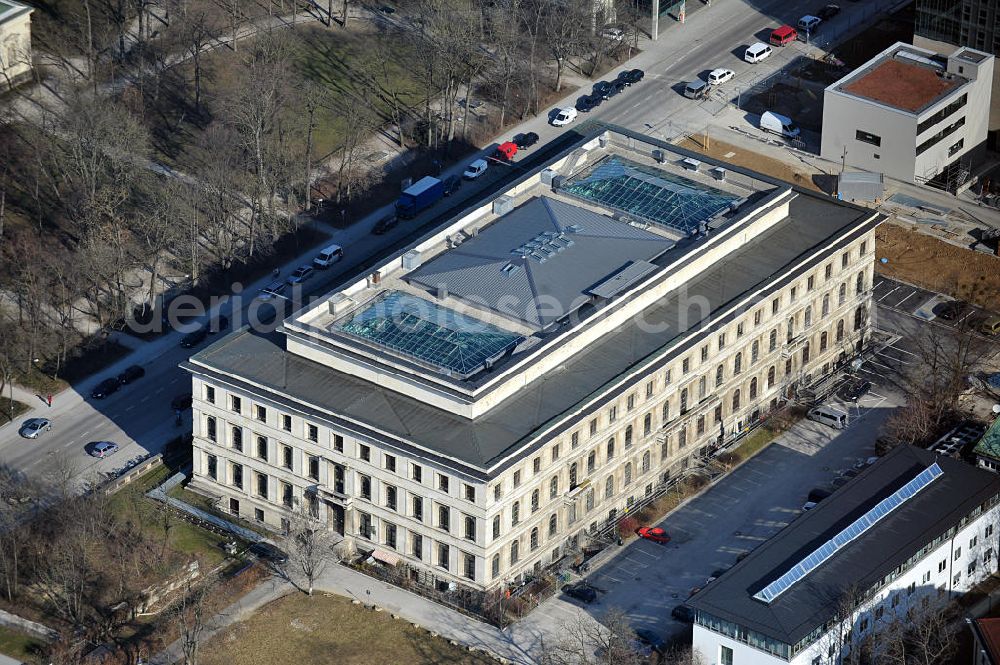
left=0, top=1, right=32, bottom=87
left=184, top=127, right=882, bottom=592
left=690, top=448, right=1000, bottom=665
left=821, top=42, right=993, bottom=185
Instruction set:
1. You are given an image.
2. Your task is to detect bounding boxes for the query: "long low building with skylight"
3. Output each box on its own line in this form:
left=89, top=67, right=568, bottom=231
left=690, top=446, right=1000, bottom=665
left=183, top=125, right=883, bottom=591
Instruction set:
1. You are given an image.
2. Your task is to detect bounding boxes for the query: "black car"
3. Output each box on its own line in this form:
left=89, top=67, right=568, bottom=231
left=171, top=393, right=193, bottom=411
left=248, top=542, right=289, bottom=565
left=562, top=583, right=597, bottom=604
left=843, top=380, right=873, bottom=402
left=671, top=604, right=695, bottom=622
left=593, top=81, right=614, bottom=100
left=372, top=214, right=399, bottom=235
left=936, top=300, right=969, bottom=321
left=634, top=628, right=666, bottom=653
left=92, top=377, right=121, bottom=399
left=817, top=4, right=840, bottom=19
left=442, top=175, right=462, bottom=196
left=180, top=325, right=209, bottom=348
left=514, top=132, right=539, bottom=150
left=117, top=364, right=145, bottom=385
left=624, top=68, right=644, bottom=85
left=576, top=93, right=601, bottom=112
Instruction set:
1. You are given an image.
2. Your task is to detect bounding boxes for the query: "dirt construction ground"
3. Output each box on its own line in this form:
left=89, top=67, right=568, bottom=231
left=874, top=223, right=1000, bottom=313
left=677, top=136, right=824, bottom=192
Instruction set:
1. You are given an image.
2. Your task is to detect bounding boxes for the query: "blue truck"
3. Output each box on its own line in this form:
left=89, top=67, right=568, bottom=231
left=395, top=176, right=444, bottom=219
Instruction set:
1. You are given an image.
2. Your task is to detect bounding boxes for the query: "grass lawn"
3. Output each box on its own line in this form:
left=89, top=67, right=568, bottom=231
left=201, top=593, right=497, bottom=665
left=109, top=466, right=230, bottom=568
left=0, top=625, right=45, bottom=663
left=0, top=397, right=29, bottom=423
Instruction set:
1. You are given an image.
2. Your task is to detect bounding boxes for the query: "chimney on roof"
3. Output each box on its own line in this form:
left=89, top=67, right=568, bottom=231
left=437, top=284, right=449, bottom=300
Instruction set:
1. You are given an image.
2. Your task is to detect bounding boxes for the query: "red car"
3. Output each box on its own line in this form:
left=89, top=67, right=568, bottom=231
left=495, top=141, right=518, bottom=161
left=636, top=527, right=671, bottom=544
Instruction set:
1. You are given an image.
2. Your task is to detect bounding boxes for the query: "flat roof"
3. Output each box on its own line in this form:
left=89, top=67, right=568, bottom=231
left=689, top=446, right=1000, bottom=647
left=838, top=47, right=962, bottom=114
left=188, top=183, right=879, bottom=473
left=405, top=196, right=675, bottom=331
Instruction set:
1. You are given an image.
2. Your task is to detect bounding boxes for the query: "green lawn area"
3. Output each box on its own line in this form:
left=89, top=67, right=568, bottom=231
left=166, top=483, right=271, bottom=537
left=0, top=397, right=29, bottom=423
left=201, top=593, right=497, bottom=665
left=109, top=466, right=230, bottom=568
left=0, top=625, right=45, bottom=663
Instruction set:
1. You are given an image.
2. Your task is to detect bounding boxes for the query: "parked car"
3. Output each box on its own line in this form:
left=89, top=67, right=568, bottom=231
left=842, top=380, right=873, bottom=402
left=610, top=78, right=628, bottom=95
left=92, top=377, right=122, bottom=399
left=979, top=315, right=1000, bottom=336
left=770, top=24, right=798, bottom=46
left=19, top=418, right=51, bottom=439
left=463, top=159, right=489, bottom=179
left=744, top=42, right=773, bottom=63
left=514, top=132, right=539, bottom=150
left=576, top=93, right=601, bottom=112
left=708, top=68, right=734, bottom=85
left=258, top=281, right=287, bottom=301
left=562, top=583, right=597, bottom=604
left=634, top=628, right=667, bottom=654
left=817, top=4, right=841, bottom=20
left=622, top=68, right=644, bottom=85
left=248, top=542, right=289, bottom=565
left=180, top=325, right=209, bottom=348
left=88, top=441, right=120, bottom=458
left=671, top=604, right=695, bottom=622
left=117, top=364, right=145, bottom=385
left=495, top=141, right=518, bottom=161
left=552, top=107, right=578, bottom=126
left=372, top=214, right=399, bottom=235
left=936, top=300, right=969, bottom=321
left=684, top=79, right=708, bottom=99
left=442, top=175, right=462, bottom=196
left=286, top=266, right=314, bottom=285
left=636, top=526, right=671, bottom=544
left=601, top=26, right=624, bottom=41
left=593, top=81, right=614, bottom=100
left=171, top=393, right=193, bottom=411
left=798, top=15, right=822, bottom=34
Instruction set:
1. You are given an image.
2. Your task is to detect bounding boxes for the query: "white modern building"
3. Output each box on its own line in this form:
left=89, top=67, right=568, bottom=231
left=184, top=125, right=883, bottom=592
left=0, top=0, right=32, bottom=87
left=690, top=446, right=1000, bottom=665
left=821, top=41, right=994, bottom=186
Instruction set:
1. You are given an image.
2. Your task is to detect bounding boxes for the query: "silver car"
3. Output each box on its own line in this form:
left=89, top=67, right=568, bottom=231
left=19, top=418, right=52, bottom=439
left=89, top=441, right=120, bottom=458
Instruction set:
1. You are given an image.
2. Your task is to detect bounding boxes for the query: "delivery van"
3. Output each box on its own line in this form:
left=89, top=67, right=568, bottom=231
left=745, top=42, right=773, bottom=63
left=313, top=244, right=344, bottom=269
left=760, top=111, right=801, bottom=138
left=684, top=79, right=708, bottom=99
left=770, top=25, right=797, bottom=46
left=807, top=406, right=849, bottom=429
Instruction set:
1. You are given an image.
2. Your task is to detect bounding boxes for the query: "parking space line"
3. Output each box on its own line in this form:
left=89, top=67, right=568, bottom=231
left=876, top=286, right=900, bottom=302
left=895, top=290, right=918, bottom=308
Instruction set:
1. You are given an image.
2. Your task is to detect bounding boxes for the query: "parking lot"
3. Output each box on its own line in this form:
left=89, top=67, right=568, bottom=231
left=873, top=275, right=993, bottom=331
left=520, top=387, right=901, bottom=645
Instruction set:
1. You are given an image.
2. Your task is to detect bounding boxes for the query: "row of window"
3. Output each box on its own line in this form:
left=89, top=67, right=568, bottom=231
left=356, top=513, right=479, bottom=580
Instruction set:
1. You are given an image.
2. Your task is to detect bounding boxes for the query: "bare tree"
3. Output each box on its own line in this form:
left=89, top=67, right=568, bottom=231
left=171, top=578, right=211, bottom=665
left=540, top=607, right=647, bottom=665
left=286, top=505, right=337, bottom=596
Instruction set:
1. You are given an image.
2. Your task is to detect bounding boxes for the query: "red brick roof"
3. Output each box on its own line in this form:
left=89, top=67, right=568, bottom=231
left=842, top=59, right=960, bottom=113
left=976, top=618, right=1000, bottom=663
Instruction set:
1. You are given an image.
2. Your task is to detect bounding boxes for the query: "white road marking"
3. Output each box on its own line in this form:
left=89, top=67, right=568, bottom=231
left=876, top=286, right=900, bottom=302
left=894, top=290, right=919, bottom=308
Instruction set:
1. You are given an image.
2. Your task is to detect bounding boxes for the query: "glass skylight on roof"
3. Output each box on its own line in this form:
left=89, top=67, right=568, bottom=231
left=561, top=156, right=738, bottom=234
left=753, top=463, right=943, bottom=604
left=333, top=291, right=523, bottom=377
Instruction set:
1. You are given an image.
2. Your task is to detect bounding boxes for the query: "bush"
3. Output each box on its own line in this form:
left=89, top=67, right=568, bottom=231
left=618, top=516, right=638, bottom=536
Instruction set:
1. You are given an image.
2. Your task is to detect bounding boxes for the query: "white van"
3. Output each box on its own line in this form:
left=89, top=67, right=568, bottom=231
left=313, top=244, right=344, bottom=269
left=807, top=406, right=848, bottom=429
left=744, top=42, right=773, bottom=63
left=760, top=111, right=801, bottom=138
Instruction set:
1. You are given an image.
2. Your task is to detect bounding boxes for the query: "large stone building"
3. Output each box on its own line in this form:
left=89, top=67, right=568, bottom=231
left=0, top=0, right=32, bottom=88
left=821, top=41, right=994, bottom=187
left=184, top=126, right=883, bottom=591
left=690, top=446, right=1000, bottom=665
